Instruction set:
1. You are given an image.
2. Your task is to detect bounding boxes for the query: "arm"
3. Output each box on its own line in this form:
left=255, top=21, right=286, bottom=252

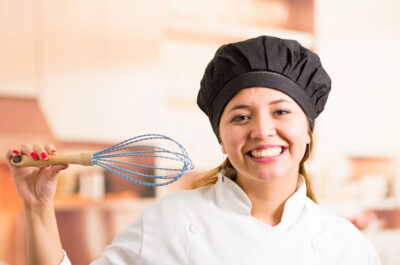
left=24, top=203, right=64, bottom=265
left=5, top=144, right=68, bottom=265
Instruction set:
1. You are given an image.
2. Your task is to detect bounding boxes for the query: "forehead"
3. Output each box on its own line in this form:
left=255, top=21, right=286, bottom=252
left=226, top=87, right=295, bottom=106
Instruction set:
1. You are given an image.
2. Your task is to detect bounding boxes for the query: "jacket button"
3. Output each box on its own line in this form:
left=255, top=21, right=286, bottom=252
left=311, top=239, right=321, bottom=250
left=190, top=223, right=203, bottom=235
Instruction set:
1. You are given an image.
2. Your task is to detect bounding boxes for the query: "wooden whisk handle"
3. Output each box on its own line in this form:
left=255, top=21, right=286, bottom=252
left=11, top=152, right=94, bottom=167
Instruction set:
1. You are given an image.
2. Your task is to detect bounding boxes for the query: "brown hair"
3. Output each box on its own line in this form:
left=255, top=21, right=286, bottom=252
left=191, top=131, right=317, bottom=203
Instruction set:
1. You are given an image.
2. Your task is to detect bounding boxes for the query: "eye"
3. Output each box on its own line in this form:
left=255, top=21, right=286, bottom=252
left=273, top=109, right=291, bottom=116
left=231, top=114, right=250, bottom=122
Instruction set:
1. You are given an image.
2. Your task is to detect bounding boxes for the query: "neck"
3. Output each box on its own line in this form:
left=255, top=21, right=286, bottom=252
left=235, top=173, right=300, bottom=226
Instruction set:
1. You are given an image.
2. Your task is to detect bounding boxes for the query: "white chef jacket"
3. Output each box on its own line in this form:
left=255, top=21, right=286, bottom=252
left=61, top=175, right=381, bottom=265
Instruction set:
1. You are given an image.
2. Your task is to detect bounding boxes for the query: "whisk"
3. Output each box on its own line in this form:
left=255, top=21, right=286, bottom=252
left=11, top=134, right=194, bottom=187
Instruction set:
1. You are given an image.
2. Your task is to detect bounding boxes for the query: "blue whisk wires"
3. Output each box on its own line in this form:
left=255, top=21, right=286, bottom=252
left=92, top=134, right=194, bottom=187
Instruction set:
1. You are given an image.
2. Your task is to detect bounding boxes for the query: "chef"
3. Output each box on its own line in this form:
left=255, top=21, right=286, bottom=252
left=6, top=35, right=381, bottom=265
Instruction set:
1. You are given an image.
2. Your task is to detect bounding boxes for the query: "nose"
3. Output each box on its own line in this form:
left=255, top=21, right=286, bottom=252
left=249, top=114, right=277, bottom=139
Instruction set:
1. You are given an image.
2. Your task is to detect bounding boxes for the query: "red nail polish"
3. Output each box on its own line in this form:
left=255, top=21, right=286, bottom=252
left=51, top=150, right=57, bottom=153
left=30, top=152, right=39, bottom=160
left=41, top=152, right=48, bottom=160
left=13, top=150, right=20, bottom=155
left=61, top=164, right=69, bottom=170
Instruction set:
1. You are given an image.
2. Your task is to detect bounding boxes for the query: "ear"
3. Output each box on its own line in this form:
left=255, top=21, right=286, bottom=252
left=220, top=141, right=227, bottom=155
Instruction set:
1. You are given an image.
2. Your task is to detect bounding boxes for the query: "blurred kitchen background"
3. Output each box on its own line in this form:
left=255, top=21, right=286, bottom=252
left=1, top=0, right=400, bottom=264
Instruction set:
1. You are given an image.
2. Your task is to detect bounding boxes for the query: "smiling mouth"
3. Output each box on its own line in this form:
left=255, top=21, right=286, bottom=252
left=247, top=147, right=285, bottom=158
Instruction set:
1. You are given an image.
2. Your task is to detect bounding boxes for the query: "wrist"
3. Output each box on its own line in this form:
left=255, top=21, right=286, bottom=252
left=23, top=202, right=55, bottom=218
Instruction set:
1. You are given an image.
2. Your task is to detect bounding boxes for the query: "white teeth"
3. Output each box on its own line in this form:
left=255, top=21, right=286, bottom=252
left=251, top=147, right=283, bottom=158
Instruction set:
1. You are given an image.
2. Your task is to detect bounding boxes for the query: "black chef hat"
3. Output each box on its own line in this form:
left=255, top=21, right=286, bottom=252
left=197, top=35, right=331, bottom=138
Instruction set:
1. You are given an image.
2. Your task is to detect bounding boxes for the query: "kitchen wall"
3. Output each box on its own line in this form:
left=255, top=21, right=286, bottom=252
left=1, top=0, right=400, bottom=264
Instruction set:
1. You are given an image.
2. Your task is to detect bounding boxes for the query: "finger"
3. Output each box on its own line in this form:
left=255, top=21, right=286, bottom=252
left=47, top=164, right=69, bottom=180
left=6, top=149, right=20, bottom=159
left=33, top=144, right=48, bottom=161
left=44, top=144, right=57, bottom=155
left=36, top=165, right=57, bottom=182
left=5, top=149, right=21, bottom=166
left=20, top=143, right=38, bottom=160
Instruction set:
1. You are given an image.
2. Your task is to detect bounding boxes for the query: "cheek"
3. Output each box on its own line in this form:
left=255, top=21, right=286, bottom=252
left=283, top=121, right=308, bottom=148
left=220, top=128, right=245, bottom=154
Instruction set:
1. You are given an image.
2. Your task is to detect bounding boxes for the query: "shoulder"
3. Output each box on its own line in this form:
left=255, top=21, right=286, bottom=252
left=302, top=199, right=381, bottom=264
left=304, top=199, right=356, bottom=232
left=303, top=198, right=365, bottom=239
left=136, top=185, right=217, bottom=261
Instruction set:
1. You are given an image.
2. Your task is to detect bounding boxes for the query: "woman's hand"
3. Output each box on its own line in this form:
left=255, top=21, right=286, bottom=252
left=5, top=144, right=67, bottom=264
left=5, top=143, right=68, bottom=209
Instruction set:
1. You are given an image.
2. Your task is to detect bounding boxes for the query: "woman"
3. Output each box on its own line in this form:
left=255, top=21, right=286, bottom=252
left=6, top=36, right=381, bottom=264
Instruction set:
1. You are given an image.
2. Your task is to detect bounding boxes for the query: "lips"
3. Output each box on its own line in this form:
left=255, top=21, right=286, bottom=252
left=247, top=145, right=287, bottom=159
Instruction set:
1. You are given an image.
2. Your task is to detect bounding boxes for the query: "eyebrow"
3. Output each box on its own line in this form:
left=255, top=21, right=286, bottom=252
left=228, top=99, right=292, bottom=113
left=269, top=99, right=293, bottom=105
left=228, top=105, right=250, bottom=113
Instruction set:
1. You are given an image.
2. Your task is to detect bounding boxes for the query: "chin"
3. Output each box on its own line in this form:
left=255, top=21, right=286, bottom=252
left=247, top=169, right=286, bottom=182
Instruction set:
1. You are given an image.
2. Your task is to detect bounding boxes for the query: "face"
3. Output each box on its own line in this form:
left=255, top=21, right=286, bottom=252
left=219, top=87, right=311, bottom=183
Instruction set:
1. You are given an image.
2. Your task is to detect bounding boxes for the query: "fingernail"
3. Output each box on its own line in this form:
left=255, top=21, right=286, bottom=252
left=61, top=164, right=69, bottom=170
left=51, top=150, right=57, bottom=154
left=30, top=152, right=39, bottom=160
left=12, top=150, right=20, bottom=155
left=41, top=152, right=48, bottom=160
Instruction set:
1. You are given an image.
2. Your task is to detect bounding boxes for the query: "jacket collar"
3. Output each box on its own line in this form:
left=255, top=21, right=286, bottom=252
left=214, top=173, right=307, bottom=229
